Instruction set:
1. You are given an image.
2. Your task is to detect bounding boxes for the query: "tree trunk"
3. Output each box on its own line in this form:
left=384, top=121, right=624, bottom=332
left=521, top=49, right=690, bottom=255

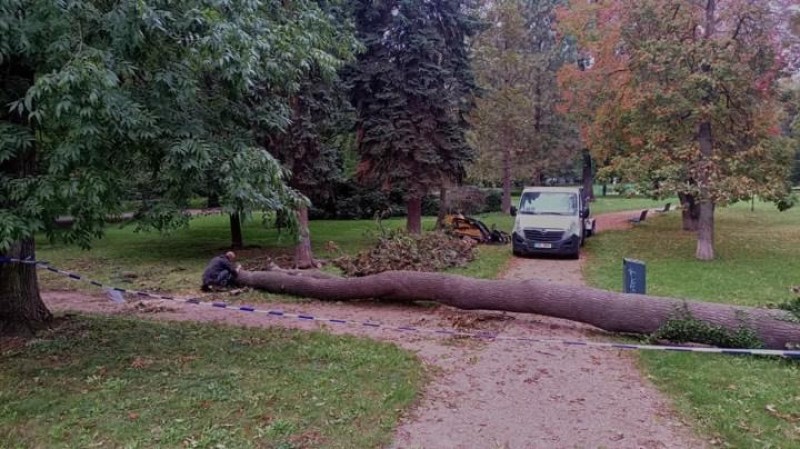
left=696, top=200, right=715, bottom=260
left=207, top=191, right=220, bottom=209
left=601, top=184, right=607, bottom=197
left=678, top=192, right=700, bottom=231
left=0, top=60, right=50, bottom=336
left=0, top=238, right=52, bottom=336
left=695, top=1, right=716, bottom=261
left=229, top=212, right=243, bottom=249
left=582, top=149, right=594, bottom=201
left=294, top=205, right=316, bottom=269
left=502, top=148, right=512, bottom=214
left=436, top=185, right=448, bottom=229
left=236, top=269, right=800, bottom=350
left=407, top=196, right=422, bottom=234
left=696, top=120, right=716, bottom=260
left=696, top=119, right=715, bottom=260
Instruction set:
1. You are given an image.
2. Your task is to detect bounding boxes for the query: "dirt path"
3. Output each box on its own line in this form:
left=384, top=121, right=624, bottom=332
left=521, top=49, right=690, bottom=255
left=390, top=211, right=705, bottom=449
left=43, top=209, right=706, bottom=449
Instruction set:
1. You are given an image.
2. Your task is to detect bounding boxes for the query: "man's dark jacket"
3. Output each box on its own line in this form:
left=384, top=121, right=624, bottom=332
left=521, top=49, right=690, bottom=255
left=202, top=255, right=237, bottom=286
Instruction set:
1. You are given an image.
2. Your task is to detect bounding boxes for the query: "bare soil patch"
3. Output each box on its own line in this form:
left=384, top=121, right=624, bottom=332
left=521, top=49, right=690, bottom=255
left=42, top=209, right=706, bottom=448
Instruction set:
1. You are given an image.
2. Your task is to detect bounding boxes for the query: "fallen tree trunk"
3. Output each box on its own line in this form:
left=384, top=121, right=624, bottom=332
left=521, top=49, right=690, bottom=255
left=237, top=270, right=800, bottom=350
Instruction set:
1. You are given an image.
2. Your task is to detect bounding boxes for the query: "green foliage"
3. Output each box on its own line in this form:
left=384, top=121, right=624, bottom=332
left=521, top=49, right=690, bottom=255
left=469, top=0, right=579, bottom=186
left=648, top=307, right=763, bottom=349
left=444, top=186, right=499, bottom=215
left=776, top=297, right=800, bottom=323
left=560, top=0, right=798, bottom=268
left=483, top=189, right=502, bottom=212
left=308, top=180, right=407, bottom=219
left=421, top=194, right=441, bottom=216
left=332, top=230, right=476, bottom=277
left=604, top=0, right=793, bottom=207
left=0, top=316, right=423, bottom=448
left=0, top=0, right=353, bottom=252
left=265, top=0, right=361, bottom=201
left=780, top=81, right=800, bottom=187
left=776, top=192, right=798, bottom=212
left=348, top=0, right=481, bottom=198
left=307, top=181, right=481, bottom=219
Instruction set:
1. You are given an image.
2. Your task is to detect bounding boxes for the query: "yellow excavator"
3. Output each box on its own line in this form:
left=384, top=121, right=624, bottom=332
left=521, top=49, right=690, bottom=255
left=444, top=213, right=510, bottom=244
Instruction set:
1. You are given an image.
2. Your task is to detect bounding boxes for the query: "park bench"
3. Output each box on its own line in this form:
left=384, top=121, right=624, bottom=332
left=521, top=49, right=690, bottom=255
left=628, top=209, right=648, bottom=224
left=655, top=202, right=671, bottom=213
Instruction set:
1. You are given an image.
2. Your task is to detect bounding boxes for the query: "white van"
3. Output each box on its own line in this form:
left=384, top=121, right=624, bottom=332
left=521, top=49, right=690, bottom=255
left=510, top=186, right=595, bottom=258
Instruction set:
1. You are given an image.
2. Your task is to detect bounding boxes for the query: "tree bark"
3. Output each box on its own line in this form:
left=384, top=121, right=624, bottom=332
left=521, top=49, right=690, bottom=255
left=207, top=192, right=220, bottom=209
left=696, top=200, right=715, bottom=260
left=678, top=192, right=700, bottom=231
left=582, top=149, right=594, bottom=201
left=502, top=148, right=512, bottom=214
left=236, top=269, right=800, bottom=350
left=436, top=185, right=448, bottom=229
left=293, top=205, right=316, bottom=269
left=531, top=171, right=544, bottom=186
left=0, top=58, right=50, bottom=336
left=229, top=212, right=243, bottom=249
left=695, top=0, right=716, bottom=261
left=407, top=196, right=422, bottom=234
left=0, top=238, right=52, bottom=336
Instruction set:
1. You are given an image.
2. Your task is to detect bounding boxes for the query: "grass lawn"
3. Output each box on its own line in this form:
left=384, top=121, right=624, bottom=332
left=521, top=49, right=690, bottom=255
left=589, top=195, right=673, bottom=215
left=0, top=316, right=423, bottom=449
left=583, top=201, right=800, bottom=448
left=37, top=211, right=515, bottom=295
left=36, top=190, right=652, bottom=296
left=584, top=201, right=800, bottom=306
left=29, top=195, right=799, bottom=447
left=24, top=211, right=510, bottom=449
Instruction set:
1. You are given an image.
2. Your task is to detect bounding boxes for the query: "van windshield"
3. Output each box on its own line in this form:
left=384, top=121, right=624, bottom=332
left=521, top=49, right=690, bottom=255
left=518, top=192, right=578, bottom=216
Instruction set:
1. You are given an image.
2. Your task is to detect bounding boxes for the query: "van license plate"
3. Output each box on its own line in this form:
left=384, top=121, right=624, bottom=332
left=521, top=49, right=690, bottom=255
left=534, top=243, right=552, bottom=249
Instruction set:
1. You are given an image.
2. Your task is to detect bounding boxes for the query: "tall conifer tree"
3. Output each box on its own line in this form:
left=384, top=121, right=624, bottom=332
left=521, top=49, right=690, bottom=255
left=348, top=0, right=481, bottom=233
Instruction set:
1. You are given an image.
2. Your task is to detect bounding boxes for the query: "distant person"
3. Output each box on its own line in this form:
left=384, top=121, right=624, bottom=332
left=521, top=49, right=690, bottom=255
left=201, top=251, right=240, bottom=292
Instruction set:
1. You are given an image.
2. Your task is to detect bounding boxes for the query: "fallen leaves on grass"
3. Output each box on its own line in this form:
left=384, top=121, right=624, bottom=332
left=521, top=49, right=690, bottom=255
left=442, top=310, right=514, bottom=331
left=132, top=301, right=177, bottom=314
left=130, top=356, right=154, bottom=369
left=766, top=404, right=800, bottom=423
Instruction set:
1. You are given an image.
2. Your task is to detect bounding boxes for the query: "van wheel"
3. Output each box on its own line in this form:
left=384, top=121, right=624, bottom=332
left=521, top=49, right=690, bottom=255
left=570, top=250, right=580, bottom=260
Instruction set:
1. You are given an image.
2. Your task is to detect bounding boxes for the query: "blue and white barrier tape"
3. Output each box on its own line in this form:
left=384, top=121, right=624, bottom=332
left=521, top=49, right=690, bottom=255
left=2, top=256, right=799, bottom=358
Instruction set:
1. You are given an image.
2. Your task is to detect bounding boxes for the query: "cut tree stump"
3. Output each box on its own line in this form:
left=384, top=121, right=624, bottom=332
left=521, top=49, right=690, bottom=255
left=236, top=269, right=800, bottom=350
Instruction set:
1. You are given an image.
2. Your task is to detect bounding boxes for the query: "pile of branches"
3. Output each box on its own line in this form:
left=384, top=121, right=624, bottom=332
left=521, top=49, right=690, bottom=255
left=333, top=231, right=476, bottom=277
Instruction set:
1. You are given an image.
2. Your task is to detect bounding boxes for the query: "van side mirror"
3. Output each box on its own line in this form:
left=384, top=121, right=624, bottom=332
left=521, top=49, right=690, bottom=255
left=510, top=206, right=517, bottom=216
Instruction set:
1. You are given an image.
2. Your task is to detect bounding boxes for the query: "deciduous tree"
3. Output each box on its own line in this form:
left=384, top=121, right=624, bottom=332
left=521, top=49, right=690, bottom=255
left=0, top=0, right=350, bottom=334
left=558, top=0, right=796, bottom=260
left=265, top=0, right=360, bottom=268
left=470, top=0, right=579, bottom=213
